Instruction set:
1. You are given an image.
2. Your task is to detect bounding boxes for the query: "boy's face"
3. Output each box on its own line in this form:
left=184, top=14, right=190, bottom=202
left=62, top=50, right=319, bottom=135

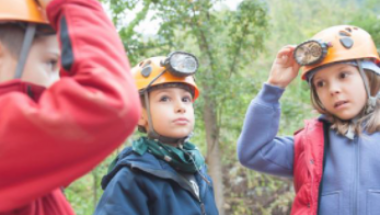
left=312, top=63, right=367, bottom=120
left=139, top=87, right=195, bottom=139
left=0, top=34, right=60, bottom=87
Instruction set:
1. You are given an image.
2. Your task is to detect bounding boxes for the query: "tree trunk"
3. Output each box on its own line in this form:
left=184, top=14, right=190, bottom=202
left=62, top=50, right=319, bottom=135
left=202, top=87, right=225, bottom=215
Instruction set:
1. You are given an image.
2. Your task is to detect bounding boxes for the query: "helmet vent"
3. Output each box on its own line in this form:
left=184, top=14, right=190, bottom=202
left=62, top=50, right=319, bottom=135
left=141, top=66, right=152, bottom=78
left=340, top=37, right=354, bottom=49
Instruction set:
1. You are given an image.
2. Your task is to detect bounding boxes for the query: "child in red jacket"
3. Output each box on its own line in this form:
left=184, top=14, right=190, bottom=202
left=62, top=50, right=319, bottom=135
left=0, top=0, right=140, bottom=214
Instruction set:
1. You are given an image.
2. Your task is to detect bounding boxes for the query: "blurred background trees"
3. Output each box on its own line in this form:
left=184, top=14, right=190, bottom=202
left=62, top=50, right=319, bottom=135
left=66, top=0, right=380, bottom=214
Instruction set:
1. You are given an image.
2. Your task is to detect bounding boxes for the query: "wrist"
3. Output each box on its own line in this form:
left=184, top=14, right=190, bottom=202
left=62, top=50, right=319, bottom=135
left=266, top=79, right=287, bottom=89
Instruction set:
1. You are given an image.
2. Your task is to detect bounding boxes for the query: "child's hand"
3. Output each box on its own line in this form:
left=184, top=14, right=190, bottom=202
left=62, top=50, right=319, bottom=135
left=267, top=45, right=301, bottom=88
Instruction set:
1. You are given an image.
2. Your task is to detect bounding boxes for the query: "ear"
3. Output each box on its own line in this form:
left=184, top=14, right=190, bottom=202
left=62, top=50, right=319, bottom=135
left=138, top=108, right=149, bottom=129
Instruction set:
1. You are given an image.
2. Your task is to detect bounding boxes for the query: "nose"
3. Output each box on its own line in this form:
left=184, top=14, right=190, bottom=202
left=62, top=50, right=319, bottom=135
left=175, top=99, right=186, bottom=113
left=328, top=81, right=341, bottom=96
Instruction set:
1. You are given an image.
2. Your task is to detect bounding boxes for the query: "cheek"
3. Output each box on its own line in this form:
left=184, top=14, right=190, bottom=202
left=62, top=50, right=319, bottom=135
left=150, top=105, right=167, bottom=122
left=22, top=57, right=49, bottom=86
left=352, top=80, right=367, bottom=103
left=356, top=88, right=368, bottom=106
left=315, top=90, right=329, bottom=106
left=187, top=106, right=195, bottom=121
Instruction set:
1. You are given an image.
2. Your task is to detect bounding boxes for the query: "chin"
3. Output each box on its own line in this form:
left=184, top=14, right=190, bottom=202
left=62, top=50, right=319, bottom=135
left=164, top=131, right=192, bottom=139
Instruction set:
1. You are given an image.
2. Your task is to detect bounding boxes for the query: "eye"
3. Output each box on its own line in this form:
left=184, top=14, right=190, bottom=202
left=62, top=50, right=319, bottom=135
left=339, top=71, right=349, bottom=79
left=314, top=80, right=325, bottom=88
left=182, top=95, right=192, bottom=103
left=46, top=59, right=58, bottom=71
left=159, top=95, right=170, bottom=102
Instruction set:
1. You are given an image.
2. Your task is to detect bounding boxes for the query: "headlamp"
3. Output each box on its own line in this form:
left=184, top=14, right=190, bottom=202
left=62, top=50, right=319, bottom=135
left=162, top=51, right=198, bottom=77
left=294, top=40, right=328, bottom=66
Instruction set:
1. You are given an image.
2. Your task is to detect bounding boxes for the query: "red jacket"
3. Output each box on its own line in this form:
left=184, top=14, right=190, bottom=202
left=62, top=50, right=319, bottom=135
left=0, top=0, right=140, bottom=214
left=292, top=119, right=325, bottom=215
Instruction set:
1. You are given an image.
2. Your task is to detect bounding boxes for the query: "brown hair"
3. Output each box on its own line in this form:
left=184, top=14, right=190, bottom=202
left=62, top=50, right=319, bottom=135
left=310, top=70, right=380, bottom=135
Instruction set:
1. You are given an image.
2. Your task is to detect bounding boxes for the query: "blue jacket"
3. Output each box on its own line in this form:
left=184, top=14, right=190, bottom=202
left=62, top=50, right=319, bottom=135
left=237, top=83, right=380, bottom=215
left=94, top=145, right=219, bottom=215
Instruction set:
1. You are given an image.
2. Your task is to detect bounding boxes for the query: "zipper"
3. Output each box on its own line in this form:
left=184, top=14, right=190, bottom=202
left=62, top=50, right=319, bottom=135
left=196, top=171, right=208, bottom=215
left=200, top=202, right=206, bottom=215
left=317, top=122, right=330, bottom=215
left=353, top=136, right=359, bottom=215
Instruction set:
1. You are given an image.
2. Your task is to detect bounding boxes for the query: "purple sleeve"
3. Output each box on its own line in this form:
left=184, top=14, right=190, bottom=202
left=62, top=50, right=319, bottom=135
left=237, top=83, right=294, bottom=178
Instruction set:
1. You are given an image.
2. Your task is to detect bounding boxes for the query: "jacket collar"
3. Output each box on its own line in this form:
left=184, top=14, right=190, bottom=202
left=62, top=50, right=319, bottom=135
left=101, top=147, right=208, bottom=200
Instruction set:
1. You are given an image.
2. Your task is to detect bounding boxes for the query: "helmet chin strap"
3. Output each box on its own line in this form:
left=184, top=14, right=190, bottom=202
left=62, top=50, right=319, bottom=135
left=14, top=23, right=36, bottom=79
left=143, top=89, right=190, bottom=145
left=345, top=60, right=379, bottom=139
left=356, top=60, right=377, bottom=114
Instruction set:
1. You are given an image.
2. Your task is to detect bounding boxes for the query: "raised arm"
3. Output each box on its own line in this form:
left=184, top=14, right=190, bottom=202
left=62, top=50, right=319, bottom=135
left=0, top=0, right=140, bottom=210
left=237, top=45, right=301, bottom=177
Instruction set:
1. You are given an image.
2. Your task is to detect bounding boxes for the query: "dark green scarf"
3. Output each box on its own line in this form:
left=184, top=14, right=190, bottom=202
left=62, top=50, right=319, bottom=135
left=132, top=137, right=205, bottom=173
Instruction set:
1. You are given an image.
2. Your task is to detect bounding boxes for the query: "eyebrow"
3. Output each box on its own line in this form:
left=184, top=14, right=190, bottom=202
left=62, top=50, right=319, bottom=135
left=336, top=65, right=352, bottom=70
left=314, top=64, right=354, bottom=80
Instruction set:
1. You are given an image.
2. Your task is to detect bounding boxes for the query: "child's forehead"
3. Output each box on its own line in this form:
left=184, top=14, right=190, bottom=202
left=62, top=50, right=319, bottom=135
left=149, top=83, right=194, bottom=95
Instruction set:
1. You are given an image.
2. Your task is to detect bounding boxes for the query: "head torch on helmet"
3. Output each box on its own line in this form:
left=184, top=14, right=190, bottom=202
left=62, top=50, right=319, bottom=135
left=294, top=40, right=328, bottom=66
left=161, top=51, right=199, bottom=77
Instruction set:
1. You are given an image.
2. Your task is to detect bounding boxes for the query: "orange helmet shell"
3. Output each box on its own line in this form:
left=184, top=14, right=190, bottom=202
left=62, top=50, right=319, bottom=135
left=0, top=0, right=48, bottom=24
left=301, top=25, right=380, bottom=80
left=132, top=56, right=200, bottom=100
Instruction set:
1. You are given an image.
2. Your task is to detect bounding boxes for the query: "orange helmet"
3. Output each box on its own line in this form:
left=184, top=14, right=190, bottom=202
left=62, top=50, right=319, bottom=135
left=297, top=25, right=380, bottom=80
left=0, top=0, right=48, bottom=24
left=132, top=56, right=200, bottom=100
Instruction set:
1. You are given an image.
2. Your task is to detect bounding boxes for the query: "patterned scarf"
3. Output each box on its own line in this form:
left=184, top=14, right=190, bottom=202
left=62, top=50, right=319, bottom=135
left=132, top=137, right=205, bottom=173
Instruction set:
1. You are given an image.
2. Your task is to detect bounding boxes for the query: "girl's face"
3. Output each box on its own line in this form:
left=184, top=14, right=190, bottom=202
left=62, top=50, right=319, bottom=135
left=313, top=63, right=367, bottom=120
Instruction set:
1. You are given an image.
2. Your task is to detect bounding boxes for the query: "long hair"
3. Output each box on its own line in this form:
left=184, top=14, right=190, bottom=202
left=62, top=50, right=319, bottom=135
left=310, top=69, right=380, bottom=135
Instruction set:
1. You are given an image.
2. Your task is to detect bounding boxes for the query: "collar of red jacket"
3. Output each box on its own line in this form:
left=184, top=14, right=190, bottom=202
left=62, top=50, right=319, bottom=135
left=0, top=79, right=46, bottom=101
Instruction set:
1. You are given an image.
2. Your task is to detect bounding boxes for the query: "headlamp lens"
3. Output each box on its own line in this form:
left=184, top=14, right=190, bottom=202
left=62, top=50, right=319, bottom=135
left=294, top=40, right=327, bottom=66
left=165, top=52, right=198, bottom=77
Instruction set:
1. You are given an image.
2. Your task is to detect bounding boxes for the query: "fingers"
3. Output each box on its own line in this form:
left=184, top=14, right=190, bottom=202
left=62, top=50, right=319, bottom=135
left=276, top=45, right=295, bottom=58
left=275, top=45, right=297, bottom=66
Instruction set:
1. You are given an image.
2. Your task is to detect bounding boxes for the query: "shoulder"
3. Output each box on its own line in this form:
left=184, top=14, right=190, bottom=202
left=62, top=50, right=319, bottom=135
left=293, top=118, right=322, bottom=136
left=101, top=146, right=163, bottom=189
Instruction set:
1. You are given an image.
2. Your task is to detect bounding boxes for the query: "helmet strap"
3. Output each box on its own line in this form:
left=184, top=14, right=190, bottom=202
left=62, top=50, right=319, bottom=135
left=14, top=23, right=36, bottom=79
left=341, top=60, right=376, bottom=140
left=356, top=60, right=377, bottom=114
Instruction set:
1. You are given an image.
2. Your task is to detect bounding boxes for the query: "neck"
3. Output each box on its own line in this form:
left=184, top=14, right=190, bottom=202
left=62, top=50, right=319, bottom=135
left=147, top=131, right=187, bottom=147
left=162, top=142, right=180, bottom=147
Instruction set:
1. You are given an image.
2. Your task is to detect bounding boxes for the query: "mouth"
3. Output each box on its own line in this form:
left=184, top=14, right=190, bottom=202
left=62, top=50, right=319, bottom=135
left=173, top=118, right=189, bottom=125
left=334, top=100, right=348, bottom=109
